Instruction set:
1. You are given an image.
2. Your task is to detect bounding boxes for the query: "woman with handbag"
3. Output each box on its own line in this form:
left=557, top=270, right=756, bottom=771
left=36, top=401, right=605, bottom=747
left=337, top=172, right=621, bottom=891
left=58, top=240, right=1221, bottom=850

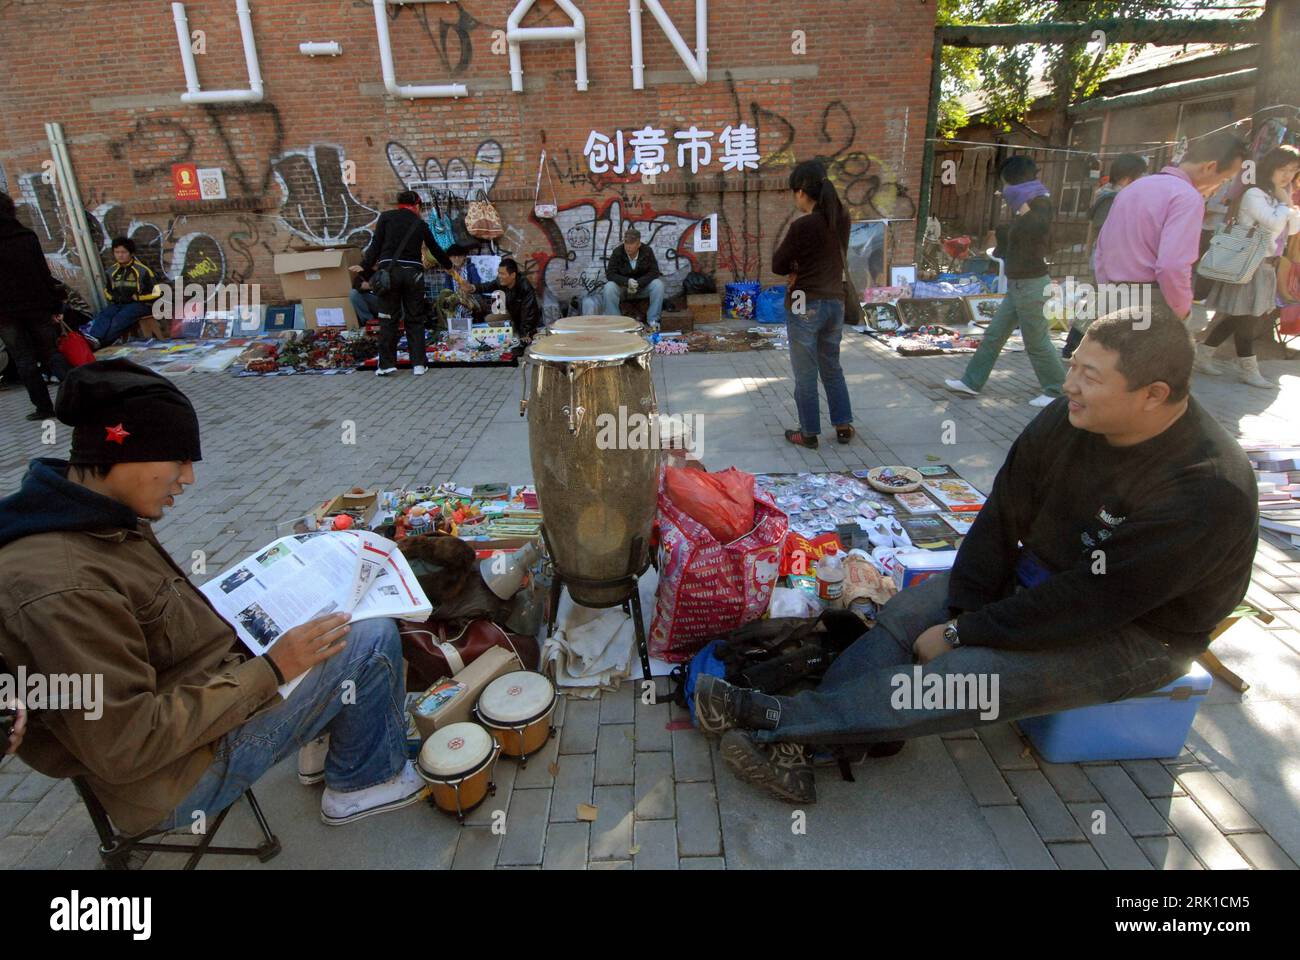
left=1196, top=145, right=1300, bottom=388
left=772, top=160, right=854, bottom=450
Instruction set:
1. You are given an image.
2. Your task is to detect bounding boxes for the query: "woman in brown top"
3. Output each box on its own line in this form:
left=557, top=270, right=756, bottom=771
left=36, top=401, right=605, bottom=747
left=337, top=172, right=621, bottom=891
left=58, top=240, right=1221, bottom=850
left=771, top=161, right=854, bottom=449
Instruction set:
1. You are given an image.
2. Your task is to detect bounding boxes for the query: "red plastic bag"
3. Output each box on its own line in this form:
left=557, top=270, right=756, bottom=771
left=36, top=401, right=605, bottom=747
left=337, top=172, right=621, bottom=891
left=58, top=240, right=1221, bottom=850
left=56, top=322, right=95, bottom=368
left=664, top=466, right=755, bottom=544
left=648, top=476, right=788, bottom=662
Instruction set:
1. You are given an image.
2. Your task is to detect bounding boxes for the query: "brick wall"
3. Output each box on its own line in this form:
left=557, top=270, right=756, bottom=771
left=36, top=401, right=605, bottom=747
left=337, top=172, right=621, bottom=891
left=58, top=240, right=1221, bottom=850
left=0, top=0, right=935, bottom=307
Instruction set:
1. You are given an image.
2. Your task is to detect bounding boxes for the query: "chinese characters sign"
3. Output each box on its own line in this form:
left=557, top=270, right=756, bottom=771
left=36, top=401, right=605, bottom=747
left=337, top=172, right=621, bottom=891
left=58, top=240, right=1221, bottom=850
left=584, top=123, right=759, bottom=176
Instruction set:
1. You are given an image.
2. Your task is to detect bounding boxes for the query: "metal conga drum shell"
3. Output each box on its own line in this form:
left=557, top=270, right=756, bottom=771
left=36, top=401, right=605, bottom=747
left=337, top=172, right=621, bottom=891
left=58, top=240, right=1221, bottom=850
left=524, top=333, right=658, bottom=607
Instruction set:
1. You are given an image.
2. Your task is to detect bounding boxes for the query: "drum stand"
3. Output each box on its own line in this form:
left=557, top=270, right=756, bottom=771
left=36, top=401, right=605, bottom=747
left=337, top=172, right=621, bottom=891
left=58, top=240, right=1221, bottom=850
left=541, top=527, right=660, bottom=698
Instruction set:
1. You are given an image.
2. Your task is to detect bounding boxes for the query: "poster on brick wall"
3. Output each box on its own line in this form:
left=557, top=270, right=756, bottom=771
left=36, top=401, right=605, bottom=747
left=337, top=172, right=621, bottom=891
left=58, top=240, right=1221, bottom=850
left=172, top=163, right=200, bottom=201
left=197, top=168, right=226, bottom=201
left=694, top=213, right=718, bottom=254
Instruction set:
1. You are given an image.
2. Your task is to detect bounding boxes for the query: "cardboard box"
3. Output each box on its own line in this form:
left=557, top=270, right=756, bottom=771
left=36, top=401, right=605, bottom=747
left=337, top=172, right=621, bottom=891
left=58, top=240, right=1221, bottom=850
left=687, top=293, right=722, bottom=325
left=274, top=247, right=362, bottom=300
left=890, top=549, right=958, bottom=590
left=315, top=487, right=379, bottom=527
left=411, top=647, right=523, bottom=739
left=302, top=296, right=358, bottom=330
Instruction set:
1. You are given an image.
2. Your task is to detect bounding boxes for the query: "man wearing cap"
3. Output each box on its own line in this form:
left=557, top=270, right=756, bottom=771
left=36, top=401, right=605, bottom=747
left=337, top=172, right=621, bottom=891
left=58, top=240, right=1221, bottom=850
left=602, top=229, right=665, bottom=330
left=0, top=360, right=426, bottom=835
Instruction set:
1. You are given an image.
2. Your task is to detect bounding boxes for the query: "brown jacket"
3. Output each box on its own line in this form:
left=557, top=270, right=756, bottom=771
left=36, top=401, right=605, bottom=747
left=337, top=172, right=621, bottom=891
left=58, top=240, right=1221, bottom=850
left=0, top=517, right=280, bottom=835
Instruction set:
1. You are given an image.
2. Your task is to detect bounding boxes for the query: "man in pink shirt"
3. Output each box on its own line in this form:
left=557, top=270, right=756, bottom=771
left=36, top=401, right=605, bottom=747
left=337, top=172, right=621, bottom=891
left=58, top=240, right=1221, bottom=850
left=1095, top=132, right=1247, bottom=321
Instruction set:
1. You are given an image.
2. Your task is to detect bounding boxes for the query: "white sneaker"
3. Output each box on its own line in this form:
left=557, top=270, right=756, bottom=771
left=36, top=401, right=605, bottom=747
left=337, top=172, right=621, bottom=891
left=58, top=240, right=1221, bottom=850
left=944, top=378, right=979, bottom=396
left=412, top=365, right=427, bottom=377
left=1028, top=394, right=1057, bottom=407
left=375, top=366, right=398, bottom=377
left=320, top=761, right=427, bottom=826
left=297, top=734, right=329, bottom=785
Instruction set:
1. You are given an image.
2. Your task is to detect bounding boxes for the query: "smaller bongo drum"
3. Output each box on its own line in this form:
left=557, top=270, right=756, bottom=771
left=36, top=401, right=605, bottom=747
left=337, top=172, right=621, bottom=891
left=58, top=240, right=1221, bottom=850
left=548, top=315, right=645, bottom=336
left=475, top=671, right=559, bottom=765
left=417, top=722, right=500, bottom=822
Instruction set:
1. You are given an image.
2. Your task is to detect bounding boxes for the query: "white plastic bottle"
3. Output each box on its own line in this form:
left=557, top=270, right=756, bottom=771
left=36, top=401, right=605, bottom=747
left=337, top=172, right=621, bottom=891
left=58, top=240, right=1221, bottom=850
left=816, top=547, right=845, bottom=606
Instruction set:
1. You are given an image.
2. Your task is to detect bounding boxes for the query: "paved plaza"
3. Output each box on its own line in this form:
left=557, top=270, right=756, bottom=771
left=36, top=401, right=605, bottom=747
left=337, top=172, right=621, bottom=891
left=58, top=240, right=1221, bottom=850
left=2, top=324, right=1298, bottom=870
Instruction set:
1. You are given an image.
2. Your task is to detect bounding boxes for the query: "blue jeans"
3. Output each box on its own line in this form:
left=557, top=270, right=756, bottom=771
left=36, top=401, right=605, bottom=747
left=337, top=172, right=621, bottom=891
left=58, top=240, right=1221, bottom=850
left=86, top=302, right=152, bottom=347
left=350, top=289, right=381, bottom=325
left=959, top=276, right=1065, bottom=396
left=163, top=618, right=408, bottom=829
left=602, top=278, right=665, bottom=326
left=754, top=572, right=1184, bottom=746
left=786, top=298, right=852, bottom=435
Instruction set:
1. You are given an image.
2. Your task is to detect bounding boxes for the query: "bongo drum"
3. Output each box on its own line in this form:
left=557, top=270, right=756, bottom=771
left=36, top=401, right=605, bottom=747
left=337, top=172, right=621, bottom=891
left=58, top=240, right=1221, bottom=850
left=417, top=721, right=500, bottom=822
left=549, top=315, right=645, bottom=336
left=520, top=332, right=658, bottom=607
left=475, top=671, right=559, bottom=763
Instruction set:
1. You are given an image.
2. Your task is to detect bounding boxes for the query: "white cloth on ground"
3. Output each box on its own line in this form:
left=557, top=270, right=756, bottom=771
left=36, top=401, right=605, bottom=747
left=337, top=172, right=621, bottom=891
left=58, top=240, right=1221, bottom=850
left=541, top=567, right=659, bottom=697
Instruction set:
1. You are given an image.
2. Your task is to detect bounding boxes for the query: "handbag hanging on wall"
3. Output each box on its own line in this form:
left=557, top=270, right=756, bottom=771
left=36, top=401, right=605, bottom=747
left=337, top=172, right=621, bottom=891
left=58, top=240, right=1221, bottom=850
left=429, top=196, right=457, bottom=251
left=467, top=188, right=505, bottom=239
left=534, top=149, right=558, bottom=220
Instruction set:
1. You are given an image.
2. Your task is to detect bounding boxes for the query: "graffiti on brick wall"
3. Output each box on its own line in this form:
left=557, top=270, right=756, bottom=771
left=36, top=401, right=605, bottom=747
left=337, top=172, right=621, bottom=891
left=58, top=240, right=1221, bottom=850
left=355, top=0, right=481, bottom=75
left=531, top=199, right=698, bottom=303
left=271, top=144, right=378, bottom=246
left=386, top=140, right=504, bottom=199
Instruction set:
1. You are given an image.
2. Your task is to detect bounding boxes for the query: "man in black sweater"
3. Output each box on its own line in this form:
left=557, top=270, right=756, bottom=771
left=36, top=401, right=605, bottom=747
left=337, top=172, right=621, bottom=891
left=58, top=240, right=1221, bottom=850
left=358, top=191, right=452, bottom=377
left=697, top=315, right=1258, bottom=803
left=601, top=229, right=665, bottom=329
left=0, top=191, right=60, bottom=419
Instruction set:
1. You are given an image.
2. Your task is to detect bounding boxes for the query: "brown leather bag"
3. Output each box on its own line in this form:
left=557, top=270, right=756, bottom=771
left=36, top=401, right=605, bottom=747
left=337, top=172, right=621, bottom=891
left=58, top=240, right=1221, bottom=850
left=400, top=618, right=540, bottom=691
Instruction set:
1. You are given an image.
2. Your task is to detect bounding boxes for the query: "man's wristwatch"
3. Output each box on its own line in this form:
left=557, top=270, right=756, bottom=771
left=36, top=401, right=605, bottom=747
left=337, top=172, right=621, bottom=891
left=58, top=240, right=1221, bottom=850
left=942, top=619, right=961, bottom=648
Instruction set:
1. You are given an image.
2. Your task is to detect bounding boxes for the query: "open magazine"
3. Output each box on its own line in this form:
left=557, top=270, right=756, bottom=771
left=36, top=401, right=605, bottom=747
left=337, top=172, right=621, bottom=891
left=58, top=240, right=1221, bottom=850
left=200, top=530, right=432, bottom=696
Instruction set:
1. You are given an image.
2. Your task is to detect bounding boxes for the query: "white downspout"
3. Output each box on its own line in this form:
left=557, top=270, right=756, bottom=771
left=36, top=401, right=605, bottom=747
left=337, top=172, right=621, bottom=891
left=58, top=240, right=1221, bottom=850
left=172, top=0, right=264, bottom=104
left=374, top=0, right=467, bottom=98
left=45, top=122, right=107, bottom=311
left=634, top=0, right=709, bottom=89
left=507, top=0, right=587, bottom=93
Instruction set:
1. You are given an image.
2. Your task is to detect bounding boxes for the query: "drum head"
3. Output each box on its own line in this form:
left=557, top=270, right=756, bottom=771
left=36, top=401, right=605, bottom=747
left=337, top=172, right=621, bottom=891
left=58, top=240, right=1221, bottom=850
left=527, top=332, right=650, bottom=364
left=479, top=671, right=556, bottom=725
left=419, top=722, right=494, bottom=778
left=550, top=315, right=644, bottom=335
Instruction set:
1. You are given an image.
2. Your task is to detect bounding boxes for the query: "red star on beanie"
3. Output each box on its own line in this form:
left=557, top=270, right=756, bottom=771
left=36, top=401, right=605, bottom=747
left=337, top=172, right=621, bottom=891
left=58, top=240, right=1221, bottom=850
left=105, top=423, right=130, bottom=445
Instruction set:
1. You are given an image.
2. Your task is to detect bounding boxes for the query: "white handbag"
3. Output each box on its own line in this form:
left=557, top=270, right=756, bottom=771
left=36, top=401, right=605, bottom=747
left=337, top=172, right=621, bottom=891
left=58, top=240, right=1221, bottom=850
left=533, top=150, right=557, bottom=220
left=1197, top=212, right=1273, bottom=285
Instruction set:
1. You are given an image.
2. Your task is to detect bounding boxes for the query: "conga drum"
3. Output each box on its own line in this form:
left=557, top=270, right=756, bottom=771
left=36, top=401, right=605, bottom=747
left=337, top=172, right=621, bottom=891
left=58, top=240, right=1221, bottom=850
left=549, top=315, right=645, bottom=336
left=475, top=671, right=559, bottom=763
left=417, top=721, right=500, bottom=822
left=521, top=332, right=658, bottom=607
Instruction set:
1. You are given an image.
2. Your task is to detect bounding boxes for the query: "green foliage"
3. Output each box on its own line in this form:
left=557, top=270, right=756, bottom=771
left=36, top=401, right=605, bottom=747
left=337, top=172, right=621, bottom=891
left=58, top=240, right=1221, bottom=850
left=937, top=0, right=1247, bottom=137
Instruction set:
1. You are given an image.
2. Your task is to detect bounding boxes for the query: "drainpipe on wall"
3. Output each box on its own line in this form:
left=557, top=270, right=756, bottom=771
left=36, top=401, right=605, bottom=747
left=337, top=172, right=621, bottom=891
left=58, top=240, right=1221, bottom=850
left=507, top=0, right=587, bottom=93
left=375, top=0, right=468, bottom=98
left=172, top=0, right=264, bottom=104
left=45, top=122, right=107, bottom=311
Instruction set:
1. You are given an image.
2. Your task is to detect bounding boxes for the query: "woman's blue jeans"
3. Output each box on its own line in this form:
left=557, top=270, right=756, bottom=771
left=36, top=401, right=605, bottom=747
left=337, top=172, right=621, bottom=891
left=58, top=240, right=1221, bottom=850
left=786, top=297, right=853, bottom=435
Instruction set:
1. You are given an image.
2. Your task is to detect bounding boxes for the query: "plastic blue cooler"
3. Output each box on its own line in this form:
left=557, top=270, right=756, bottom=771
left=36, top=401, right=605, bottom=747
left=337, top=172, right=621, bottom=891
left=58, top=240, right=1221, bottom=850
left=1017, top=662, right=1212, bottom=762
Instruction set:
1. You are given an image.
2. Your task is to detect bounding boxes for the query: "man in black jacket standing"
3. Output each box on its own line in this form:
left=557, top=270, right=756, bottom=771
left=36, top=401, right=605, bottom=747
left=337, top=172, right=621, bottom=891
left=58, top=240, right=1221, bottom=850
left=0, top=192, right=59, bottom=420
left=695, top=316, right=1258, bottom=804
left=357, top=191, right=452, bottom=377
left=468, top=258, right=542, bottom=344
left=601, top=229, right=665, bottom=330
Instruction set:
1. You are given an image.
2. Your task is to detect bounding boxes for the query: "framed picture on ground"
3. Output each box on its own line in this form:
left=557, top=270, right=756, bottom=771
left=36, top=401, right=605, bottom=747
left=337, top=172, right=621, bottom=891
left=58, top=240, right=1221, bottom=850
left=890, top=265, right=916, bottom=287
left=964, top=293, right=1004, bottom=326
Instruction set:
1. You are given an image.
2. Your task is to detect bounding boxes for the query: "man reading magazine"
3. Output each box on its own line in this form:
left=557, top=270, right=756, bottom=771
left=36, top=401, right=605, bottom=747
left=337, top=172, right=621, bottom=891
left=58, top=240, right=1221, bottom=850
left=0, top=361, right=427, bottom=834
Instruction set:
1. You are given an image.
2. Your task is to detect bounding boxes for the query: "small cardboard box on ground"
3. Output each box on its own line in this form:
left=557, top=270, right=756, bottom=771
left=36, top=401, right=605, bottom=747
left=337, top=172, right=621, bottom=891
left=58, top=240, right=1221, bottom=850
left=301, top=296, right=358, bottom=330
left=411, top=647, right=523, bottom=739
left=274, top=247, right=362, bottom=300
left=315, top=487, right=379, bottom=528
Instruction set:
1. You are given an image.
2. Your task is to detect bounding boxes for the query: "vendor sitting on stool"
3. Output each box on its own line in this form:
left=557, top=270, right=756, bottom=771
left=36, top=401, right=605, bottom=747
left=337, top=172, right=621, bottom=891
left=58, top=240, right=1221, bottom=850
left=83, top=237, right=162, bottom=350
left=602, top=229, right=665, bottom=330
left=696, top=315, right=1258, bottom=803
left=0, top=360, right=427, bottom=833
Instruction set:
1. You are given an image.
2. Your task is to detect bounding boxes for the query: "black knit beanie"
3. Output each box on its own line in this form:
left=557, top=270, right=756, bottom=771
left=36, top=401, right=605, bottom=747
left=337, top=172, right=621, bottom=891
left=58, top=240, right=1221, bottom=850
left=55, top=360, right=203, bottom=465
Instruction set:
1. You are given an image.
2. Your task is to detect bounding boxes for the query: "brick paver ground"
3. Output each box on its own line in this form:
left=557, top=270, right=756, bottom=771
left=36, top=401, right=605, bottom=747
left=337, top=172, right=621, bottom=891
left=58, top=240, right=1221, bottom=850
left=1, top=318, right=1297, bottom=869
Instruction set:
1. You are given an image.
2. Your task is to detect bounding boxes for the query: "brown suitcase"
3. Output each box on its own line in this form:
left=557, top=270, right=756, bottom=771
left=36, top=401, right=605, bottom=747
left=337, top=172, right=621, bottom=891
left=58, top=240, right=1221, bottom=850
left=400, top=617, right=540, bottom=691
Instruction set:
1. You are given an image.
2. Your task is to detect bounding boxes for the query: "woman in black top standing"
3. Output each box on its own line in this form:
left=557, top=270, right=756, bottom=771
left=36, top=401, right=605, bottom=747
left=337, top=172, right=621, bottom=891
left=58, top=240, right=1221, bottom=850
left=771, top=161, right=854, bottom=449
